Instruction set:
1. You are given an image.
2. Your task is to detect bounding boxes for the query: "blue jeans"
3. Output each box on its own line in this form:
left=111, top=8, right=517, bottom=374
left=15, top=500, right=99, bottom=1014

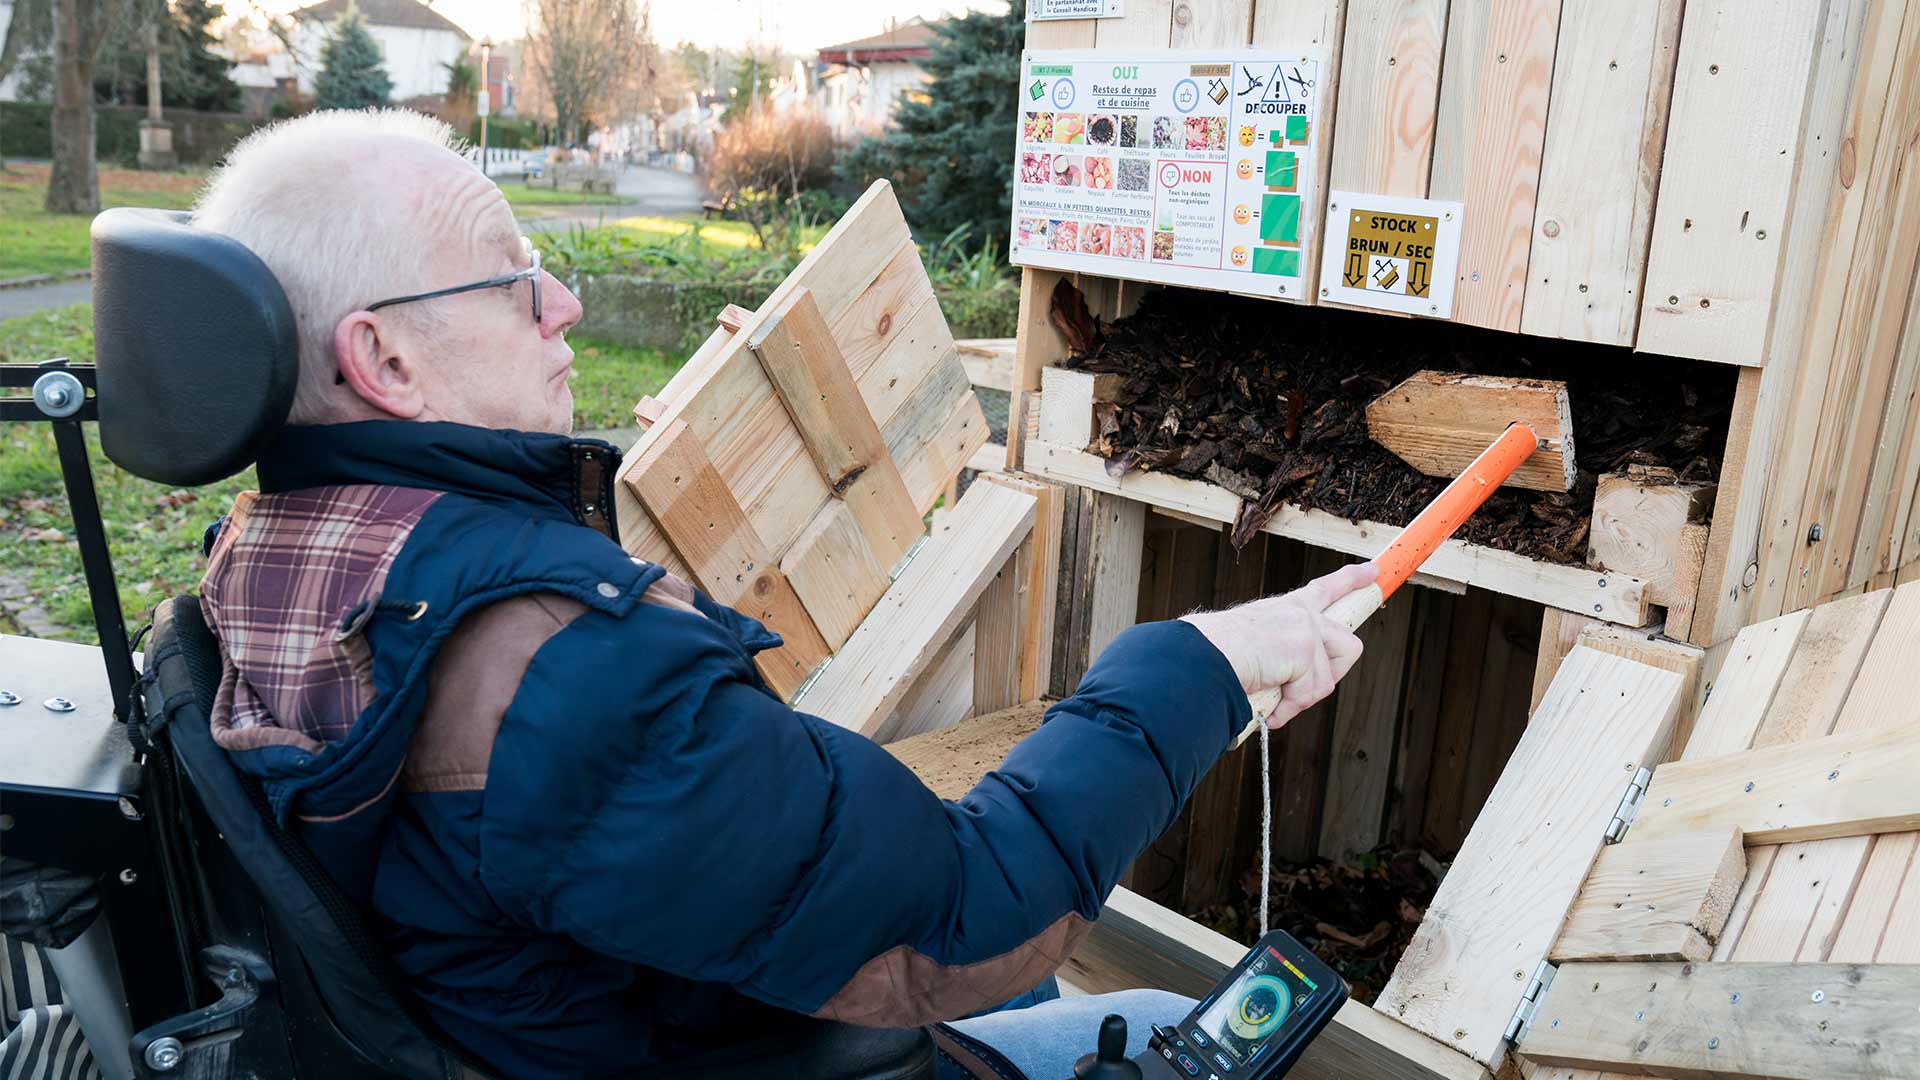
left=940, top=986, right=1196, bottom=1080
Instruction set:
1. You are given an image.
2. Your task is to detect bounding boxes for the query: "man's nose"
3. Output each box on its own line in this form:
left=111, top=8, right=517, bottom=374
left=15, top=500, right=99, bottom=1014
left=541, top=270, right=583, bottom=338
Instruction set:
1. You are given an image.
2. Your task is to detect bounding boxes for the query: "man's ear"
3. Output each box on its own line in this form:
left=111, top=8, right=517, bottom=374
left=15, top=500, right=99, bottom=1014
left=333, top=311, right=427, bottom=419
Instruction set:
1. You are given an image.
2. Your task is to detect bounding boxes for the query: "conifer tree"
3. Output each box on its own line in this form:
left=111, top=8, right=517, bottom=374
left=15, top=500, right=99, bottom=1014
left=315, top=9, right=392, bottom=110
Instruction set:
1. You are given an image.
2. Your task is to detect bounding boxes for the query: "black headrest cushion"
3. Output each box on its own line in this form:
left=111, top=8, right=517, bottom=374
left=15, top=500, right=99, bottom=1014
left=92, top=208, right=299, bottom=487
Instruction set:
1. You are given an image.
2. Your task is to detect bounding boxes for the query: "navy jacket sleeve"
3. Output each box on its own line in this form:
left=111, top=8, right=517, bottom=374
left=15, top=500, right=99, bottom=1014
left=476, top=605, right=1249, bottom=1026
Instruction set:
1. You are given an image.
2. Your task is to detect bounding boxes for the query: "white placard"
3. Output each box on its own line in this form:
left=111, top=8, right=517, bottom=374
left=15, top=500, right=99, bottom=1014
left=1029, top=0, right=1124, bottom=19
left=1010, top=49, right=1326, bottom=300
left=1317, top=191, right=1464, bottom=317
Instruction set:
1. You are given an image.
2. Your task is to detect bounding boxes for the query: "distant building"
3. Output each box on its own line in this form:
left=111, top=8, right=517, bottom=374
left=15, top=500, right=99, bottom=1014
left=289, top=0, right=471, bottom=104
left=814, top=18, right=938, bottom=140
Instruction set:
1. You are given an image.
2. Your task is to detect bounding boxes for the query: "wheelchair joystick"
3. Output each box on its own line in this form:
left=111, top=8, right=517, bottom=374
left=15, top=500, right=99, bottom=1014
left=1072, top=1014, right=1143, bottom=1080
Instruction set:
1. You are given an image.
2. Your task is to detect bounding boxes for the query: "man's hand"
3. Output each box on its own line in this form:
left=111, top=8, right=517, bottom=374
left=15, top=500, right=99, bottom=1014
left=1180, top=562, right=1377, bottom=728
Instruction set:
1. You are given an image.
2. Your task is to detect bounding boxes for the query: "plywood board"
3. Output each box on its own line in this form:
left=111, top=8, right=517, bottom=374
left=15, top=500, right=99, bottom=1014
left=1375, top=646, right=1686, bottom=1071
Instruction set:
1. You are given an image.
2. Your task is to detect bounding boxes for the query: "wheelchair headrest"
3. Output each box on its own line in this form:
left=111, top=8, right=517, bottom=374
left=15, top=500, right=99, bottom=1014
left=92, top=208, right=299, bottom=487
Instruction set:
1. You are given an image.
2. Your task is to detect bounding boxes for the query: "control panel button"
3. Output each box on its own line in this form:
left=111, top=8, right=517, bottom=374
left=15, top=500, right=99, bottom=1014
left=1176, top=1053, right=1201, bottom=1076
left=1212, top=1051, right=1235, bottom=1073
left=1187, top=1028, right=1210, bottom=1047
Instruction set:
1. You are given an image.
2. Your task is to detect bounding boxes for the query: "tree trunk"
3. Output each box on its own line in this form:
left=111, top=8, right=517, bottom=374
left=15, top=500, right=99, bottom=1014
left=45, top=0, right=100, bottom=215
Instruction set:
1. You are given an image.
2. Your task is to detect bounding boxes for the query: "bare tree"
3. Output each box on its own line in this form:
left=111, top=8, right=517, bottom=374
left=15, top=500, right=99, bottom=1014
left=521, top=0, right=650, bottom=145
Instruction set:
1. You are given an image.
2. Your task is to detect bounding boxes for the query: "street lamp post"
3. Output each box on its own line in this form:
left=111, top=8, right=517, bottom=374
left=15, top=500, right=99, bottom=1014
left=478, top=39, right=492, bottom=177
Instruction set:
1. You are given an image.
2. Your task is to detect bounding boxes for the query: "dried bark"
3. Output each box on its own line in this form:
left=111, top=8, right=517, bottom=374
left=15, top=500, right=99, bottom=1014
left=1059, top=285, right=1734, bottom=565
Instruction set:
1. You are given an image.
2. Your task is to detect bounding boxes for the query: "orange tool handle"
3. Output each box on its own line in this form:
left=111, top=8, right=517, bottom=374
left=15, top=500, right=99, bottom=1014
left=1237, top=422, right=1539, bottom=745
left=1370, top=421, right=1541, bottom=602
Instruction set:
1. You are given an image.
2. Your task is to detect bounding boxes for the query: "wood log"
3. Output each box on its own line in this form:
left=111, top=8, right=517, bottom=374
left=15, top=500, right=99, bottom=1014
left=1588, top=467, right=1716, bottom=638
left=1365, top=371, right=1575, bottom=492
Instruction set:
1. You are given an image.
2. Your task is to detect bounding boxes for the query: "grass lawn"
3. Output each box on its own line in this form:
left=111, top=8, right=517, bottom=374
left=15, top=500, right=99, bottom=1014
left=2, top=303, right=681, bottom=643
left=607, top=213, right=829, bottom=252
left=498, top=182, right=629, bottom=207
left=0, top=163, right=205, bottom=280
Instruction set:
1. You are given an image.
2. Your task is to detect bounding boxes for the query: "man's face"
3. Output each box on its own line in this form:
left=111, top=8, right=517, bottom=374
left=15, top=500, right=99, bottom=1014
left=347, top=147, right=585, bottom=434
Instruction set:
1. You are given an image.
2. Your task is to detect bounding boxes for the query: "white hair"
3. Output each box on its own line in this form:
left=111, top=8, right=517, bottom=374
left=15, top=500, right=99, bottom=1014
left=193, top=109, right=468, bottom=424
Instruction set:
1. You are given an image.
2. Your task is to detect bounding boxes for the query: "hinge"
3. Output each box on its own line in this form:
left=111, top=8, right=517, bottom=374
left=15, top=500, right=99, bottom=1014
left=1603, top=766, right=1653, bottom=844
left=1503, top=960, right=1556, bottom=1046
left=790, top=657, right=832, bottom=707
left=889, top=534, right=931, bottom=582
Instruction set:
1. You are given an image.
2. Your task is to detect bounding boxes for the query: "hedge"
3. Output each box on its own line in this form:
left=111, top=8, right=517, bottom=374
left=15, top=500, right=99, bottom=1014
left=0, top=102, right=264, bottom=165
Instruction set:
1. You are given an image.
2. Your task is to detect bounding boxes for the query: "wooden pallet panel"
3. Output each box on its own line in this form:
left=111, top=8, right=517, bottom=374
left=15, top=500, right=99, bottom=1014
left=889, top=621, right=977, bottom=744
left=613, top=181, right=979, bottom=572
left=1635, top=1, right=1832, bottom=364
left=1519, top=961, right=1920, bottom=1077
left=1428, top=0, right=1560, bottom=333
left=801, top=480, right=1036, bottom=743
left=1326, top=0, right=1444, bottom=198
left=1520, top=0, right=1682, bottom=346
left=624, top=420, right=831, bottom=698
left=1375, top=645, right=1687, bottom=1072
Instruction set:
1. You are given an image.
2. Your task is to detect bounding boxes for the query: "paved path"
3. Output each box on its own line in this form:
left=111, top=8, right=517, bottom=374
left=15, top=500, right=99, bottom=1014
left=0, top=278, right=91, bottom=319
left=519, top=164, right=706, bottom=233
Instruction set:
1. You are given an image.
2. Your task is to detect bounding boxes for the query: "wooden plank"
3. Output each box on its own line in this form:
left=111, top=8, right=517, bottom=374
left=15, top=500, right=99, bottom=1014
left=745, top=287, right=929, bottom=567
left=1827, top=829, right=1920, bottom=962
left=1573, top=623, right=1706, bottom=754
left=1428, top=0, right=1560, bottom=332
left=1866, top=273, right=1920, bottom=582
left=1006, top=271, right=1073, bottom=470
left=1326, top=0, right=1444, bottom=198
left=1168, top=0, right=1251, bottom=49
left=1066, top=888, right=1492, bottom=1080
left=1423, top=588, right=1494, bottom=851
left=1635, top=2, right=1831, bottom=364
left=1375, top=646, right=1687, bottom=1071
left=1027, top=441, right=1651, bottom=623
left=779, top=500, right=891, bottom=650
left=1037, top=367, right=1125, bottom=452
left=954, top=338, right=1014, bottom=393
left=1531, top=607, right=1602, bottom=714
left=715, top=302, right=753, bottom=334
left=1588, top=471, right=1717, bottom=628
left=1389, top=587, right=1455, bottom=843
left=1517, top=961, right=1920, bottom=1078
left=889, top=622, right=978, bottom=744
left=1084, top=492, right=1147, bottom=663
left=625, top=420, right=831, bottom=699
left=1273, top=547, right=1351, bottom=861
left=1634, top=724, right=1920, bottom=848
left=1319, top=585, right=1417, bottom=861
left=1680, top=609, right=1810, bottom=760
left=970, top=540, right=1026, bottom=717
left=984, top=475, right=1064, bottom=703
left=802, top=481, right=1036, bottom=742
left=1181, top=533, right=1268, bottom=911
left=1093, top=0, right=1174, bottom=47
left=1364, top=371, right=1575, bottom=492
left=1549, top=826, right=1746, bottom=964
left=1454, top=592, right=1534, bottom=839
left=1520, top=0, right=1683, bottom=346
left=1746, top=588, right=1889, bottom=749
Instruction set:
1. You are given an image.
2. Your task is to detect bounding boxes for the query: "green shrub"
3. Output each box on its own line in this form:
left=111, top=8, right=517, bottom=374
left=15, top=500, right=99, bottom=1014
left=472, top=115, right=543, bottom=149
left=0, top=101, right=259, bottom=165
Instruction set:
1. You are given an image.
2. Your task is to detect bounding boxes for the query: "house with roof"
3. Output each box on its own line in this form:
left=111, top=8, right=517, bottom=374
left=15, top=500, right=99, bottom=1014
left=814, top=17, right=939, bottom=140
left=289, top=0, right=471, bottom=104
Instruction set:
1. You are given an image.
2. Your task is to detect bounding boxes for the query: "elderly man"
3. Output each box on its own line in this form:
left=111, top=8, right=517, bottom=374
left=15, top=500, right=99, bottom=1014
left=190, top=110, right=1371, bottom=1080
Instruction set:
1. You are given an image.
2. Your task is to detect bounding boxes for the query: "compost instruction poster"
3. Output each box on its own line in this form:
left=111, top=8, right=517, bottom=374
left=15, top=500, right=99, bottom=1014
left=1010, top=49, right=1325, bottom=299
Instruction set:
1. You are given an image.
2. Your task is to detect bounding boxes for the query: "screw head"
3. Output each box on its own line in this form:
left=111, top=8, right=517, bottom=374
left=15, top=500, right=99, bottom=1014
left=1812, top=990, right=1825, bottom=1003
left=1453, top=1029, right=1467, bottom=1041
left=1828, top=770, right=1839, bottom=781
left=145, top=1037, right=185, bottom=1071
left=1321, top=287, right=1330, bottom=297
left=1731, top=993, right=1740, bottom=1003
left=1708, top=1038, right=1719, bottom=1050
left=119, top=868, right=139, bottom=885
left=1551, top=1019, right=1560, bottom=1029
left=1635, top=1011, right=1645, bottom=1021
left=44, top=696, right=74, bottom=713
left=1744, top=781, right=1755, bottom=792
left=117, top=797, right=141, bottom=820
left=0, top=690, right=18, bottom=706
left=1663, top=798, right=1672, bottom=806
left=1808, top=523, right=1823, bottom=543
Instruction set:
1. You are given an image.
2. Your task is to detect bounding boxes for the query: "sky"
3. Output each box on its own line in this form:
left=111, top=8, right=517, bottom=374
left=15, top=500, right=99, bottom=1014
left=247, top=0, right=1004, bottom=52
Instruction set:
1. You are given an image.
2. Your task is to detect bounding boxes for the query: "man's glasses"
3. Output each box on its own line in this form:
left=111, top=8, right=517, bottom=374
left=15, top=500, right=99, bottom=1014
left=335, top=237, right=543, bottom=384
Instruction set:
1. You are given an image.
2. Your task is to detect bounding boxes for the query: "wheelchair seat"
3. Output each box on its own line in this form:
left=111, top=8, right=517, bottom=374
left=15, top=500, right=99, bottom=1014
left=90, top=208, right=934, bottom=1080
